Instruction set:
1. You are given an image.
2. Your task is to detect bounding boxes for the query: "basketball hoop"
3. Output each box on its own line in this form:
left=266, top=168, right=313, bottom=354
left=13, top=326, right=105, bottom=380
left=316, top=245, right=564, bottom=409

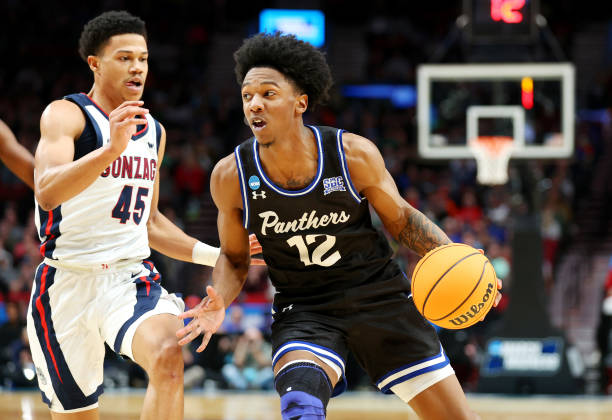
left=468, top=136, right=514, bottom=185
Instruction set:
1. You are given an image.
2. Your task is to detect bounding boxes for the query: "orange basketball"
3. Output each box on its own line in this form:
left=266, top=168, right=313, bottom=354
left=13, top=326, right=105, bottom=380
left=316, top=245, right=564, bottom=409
left=411, top=243, right=498, bottom=329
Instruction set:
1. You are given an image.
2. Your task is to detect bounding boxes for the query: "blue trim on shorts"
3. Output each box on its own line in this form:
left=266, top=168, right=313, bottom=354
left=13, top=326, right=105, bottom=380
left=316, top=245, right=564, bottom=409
left=272, top=340, right=347, bottom=397
left=272, top=340, right=345, bottom=369
left=379, top=359, right=450, bottom=394
left=113, top=264, right=162, bottom=353
left=376, top=346, right=450, bottom=394
left=32, top=264, right=104, bottom=410
left=376, top=346, right=444, bottom=382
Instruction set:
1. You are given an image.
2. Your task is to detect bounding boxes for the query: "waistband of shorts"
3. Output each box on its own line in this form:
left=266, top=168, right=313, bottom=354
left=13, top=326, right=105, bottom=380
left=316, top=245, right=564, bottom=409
left=43, top=257, right=144, bottom=273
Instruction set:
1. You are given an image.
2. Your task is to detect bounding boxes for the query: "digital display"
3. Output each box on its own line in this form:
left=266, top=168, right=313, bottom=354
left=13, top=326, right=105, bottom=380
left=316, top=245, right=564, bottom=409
left=464, top=0, right=538, bottom=43
left=490, top=0, right=525, bottom=23
left=259, top=9, right=325, bottom=48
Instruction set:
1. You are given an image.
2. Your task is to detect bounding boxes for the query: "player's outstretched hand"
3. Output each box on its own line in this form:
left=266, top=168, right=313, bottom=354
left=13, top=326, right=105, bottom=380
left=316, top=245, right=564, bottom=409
left=249, top=233, right=266, bottom=266
left=176, top=285, right=225, bottom=352
left=477, top=248, right=503, bottom=308
left=108, top=101, right=149, bottom=156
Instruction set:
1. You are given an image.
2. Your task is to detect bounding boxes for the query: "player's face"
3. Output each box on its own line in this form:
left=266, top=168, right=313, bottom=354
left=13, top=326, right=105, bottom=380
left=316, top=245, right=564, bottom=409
left=95, top=33, right=148, bottom=101
left=241, top=67, right=307, bottom=145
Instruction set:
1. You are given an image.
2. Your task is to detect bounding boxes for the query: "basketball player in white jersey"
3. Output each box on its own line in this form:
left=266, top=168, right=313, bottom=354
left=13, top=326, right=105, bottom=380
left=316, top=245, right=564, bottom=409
left=28, top=11, right=262, bottom=419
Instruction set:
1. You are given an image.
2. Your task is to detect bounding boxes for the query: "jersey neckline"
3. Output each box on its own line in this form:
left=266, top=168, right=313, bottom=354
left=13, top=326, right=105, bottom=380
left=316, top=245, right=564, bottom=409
left=79, top=93, right=149, bottom=139
left=252, top=125, right=324, bottom=197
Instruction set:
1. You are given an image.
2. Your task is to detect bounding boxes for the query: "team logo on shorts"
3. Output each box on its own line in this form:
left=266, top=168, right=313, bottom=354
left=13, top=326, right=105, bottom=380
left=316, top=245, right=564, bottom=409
left=249, top=175, right=261, bottom=190
left=36, top=367, right=47, bottom=385
left=323, top=176, right=346, bottom=195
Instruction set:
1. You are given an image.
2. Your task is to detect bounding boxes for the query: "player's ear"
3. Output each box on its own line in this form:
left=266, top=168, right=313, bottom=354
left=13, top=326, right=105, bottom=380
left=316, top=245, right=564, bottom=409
left=296, top=93, right=308, bottom=115
left=87, top=55, right=100, bottom=73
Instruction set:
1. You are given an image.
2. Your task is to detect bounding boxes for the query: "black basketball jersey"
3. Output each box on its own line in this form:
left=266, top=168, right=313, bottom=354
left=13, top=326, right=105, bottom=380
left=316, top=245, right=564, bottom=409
left=234, top=125, right=410, bottom=310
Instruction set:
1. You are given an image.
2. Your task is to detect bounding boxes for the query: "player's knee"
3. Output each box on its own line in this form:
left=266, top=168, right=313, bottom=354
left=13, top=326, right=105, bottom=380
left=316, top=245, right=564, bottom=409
left=275, top=361, right=332, bottom=419
left=147, top=339, right=183, bottom=382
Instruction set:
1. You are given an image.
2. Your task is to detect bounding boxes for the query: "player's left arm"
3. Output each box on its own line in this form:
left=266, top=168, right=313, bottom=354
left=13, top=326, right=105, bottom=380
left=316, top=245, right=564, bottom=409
left=343, top=132, right=451, bottom=257
left=147, top=124, right=264, bottom=266
left=0, top=119, right=35, bottom=189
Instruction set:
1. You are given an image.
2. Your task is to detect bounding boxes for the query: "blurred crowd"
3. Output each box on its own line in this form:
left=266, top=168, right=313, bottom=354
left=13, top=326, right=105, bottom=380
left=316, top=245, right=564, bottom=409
left=1, top=0, right=611, bottom=394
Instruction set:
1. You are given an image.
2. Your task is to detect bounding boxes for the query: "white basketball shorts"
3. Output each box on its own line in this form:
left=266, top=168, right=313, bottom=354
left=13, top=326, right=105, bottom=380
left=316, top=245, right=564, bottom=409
left=26, top=258, right=184, bottom=413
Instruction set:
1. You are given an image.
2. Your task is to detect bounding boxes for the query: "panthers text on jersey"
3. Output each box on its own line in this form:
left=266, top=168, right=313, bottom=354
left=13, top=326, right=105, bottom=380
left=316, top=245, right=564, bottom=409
left=234, top=125, right=410, bottom=310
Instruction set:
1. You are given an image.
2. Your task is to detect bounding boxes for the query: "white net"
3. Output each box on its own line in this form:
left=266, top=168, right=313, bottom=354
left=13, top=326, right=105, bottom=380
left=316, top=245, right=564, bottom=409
left=468, top=136, right=514, bottom=185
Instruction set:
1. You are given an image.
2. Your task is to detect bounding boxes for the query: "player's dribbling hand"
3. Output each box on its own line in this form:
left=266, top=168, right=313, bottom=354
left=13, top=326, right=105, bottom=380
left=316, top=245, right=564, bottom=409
left=176, top=285, right=226, bottom=352
left=477, top=248, right=503, bottom=308
left=108, top=101, right=149, bottom=156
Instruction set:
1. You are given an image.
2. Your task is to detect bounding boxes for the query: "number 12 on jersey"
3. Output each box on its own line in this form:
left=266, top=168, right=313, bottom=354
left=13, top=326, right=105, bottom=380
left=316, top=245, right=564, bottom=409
left=112, top=185, right=149, bottom=225
left=287, top=234, right=341, bottom=267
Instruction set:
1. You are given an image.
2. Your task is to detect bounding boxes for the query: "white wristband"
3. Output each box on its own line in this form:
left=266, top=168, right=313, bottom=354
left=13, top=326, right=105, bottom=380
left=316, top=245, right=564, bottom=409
left=192, top=241, right=220, bottom=267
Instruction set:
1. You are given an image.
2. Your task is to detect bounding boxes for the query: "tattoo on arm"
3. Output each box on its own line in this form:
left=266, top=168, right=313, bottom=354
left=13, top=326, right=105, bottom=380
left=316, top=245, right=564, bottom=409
left=398, top=208, right=451, bottom=256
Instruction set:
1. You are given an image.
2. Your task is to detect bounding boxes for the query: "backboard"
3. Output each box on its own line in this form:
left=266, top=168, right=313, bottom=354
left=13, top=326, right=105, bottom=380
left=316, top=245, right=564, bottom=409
left=417, top=63, right=575, bottom=162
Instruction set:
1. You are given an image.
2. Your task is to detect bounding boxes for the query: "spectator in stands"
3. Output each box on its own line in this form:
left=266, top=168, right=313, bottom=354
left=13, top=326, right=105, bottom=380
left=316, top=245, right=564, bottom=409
left=242, top=265, right=272, bottom=304
left=597, top=256, right=612, bottom=394
left=442, top=216, right=463, bottom=243
left=222, top=305, right=245, bottom=335
left=1, top=326, right=36, bottom=388
left=456, top=188, right=483, bottom=226
left=0, top=237, right=16, bottom=285
left=0, top=301, right=29, bottom=388
left=173, top=145, right=207, bottom=219
left=221, top=327, right=273, bottom=390
left=0, top=301, right=23, bottom=345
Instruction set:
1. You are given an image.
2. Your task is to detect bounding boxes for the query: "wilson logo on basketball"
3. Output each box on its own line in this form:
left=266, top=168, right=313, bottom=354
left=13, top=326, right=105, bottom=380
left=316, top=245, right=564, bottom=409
left=448, top=282, right=495, bottom=327
left=411, top=243, right=498, bottom=329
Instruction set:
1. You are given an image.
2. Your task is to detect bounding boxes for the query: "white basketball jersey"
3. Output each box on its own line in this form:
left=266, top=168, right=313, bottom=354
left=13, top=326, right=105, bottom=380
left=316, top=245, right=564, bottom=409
left=34, top=93, right=161, bottom=267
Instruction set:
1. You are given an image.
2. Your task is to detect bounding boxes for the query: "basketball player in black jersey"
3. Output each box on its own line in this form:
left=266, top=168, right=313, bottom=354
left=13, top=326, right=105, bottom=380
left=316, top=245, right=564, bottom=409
left=178, top=33, right=502, bottom=419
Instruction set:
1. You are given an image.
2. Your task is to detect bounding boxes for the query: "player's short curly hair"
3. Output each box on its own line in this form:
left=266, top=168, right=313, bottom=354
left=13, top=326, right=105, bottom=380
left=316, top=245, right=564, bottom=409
left=78, top=10, right=147, bottom=61
left=233, top=33, right=333, bottom=108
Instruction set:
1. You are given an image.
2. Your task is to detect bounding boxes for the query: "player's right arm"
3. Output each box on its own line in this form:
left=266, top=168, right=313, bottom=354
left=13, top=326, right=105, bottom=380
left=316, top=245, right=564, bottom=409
left=35, top=100, right=148, bottom=210
left=177, top=154, right=251, bottom=352
left=0, top=119, right=35, bottom=189
left=208, top=155, right=252, bottom=304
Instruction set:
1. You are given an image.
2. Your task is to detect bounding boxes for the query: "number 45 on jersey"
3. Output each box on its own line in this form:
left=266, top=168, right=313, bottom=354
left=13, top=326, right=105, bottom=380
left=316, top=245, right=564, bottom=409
left=112, top=185, right=149, bottom=225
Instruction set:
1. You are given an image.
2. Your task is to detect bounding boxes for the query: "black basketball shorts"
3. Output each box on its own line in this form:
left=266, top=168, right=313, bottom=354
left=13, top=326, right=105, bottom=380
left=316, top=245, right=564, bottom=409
left=270, top=291, right=450, bottom=397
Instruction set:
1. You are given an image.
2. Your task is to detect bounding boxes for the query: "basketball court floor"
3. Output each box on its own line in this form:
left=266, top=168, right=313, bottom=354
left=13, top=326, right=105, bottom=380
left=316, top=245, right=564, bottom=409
left=2, top=390, right=612, bottom=419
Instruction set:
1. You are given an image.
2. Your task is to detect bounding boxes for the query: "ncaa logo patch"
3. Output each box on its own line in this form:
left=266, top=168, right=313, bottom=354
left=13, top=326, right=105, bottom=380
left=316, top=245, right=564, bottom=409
left=323, top=176, right=346, bottom=195
left=249, top=175, right=261, bottom=190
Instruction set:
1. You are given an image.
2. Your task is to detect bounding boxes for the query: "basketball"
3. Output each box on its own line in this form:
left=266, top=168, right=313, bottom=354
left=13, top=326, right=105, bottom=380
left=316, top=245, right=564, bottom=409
left=411, top=243, right=498, bottom=329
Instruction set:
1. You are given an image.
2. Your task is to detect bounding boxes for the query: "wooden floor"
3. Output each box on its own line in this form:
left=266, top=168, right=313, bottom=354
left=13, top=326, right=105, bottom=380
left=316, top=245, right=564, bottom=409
left=2, top=390, right=612, bottom=419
